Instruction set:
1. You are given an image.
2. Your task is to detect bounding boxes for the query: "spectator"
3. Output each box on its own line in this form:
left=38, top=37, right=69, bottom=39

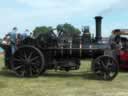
left=22, top=29, right=29, bottom=40
left=8, top=27, right=18, bottom=54
left=109, top=30, right=121, bottom=49
left=16, top=33, right=22, bottom=48
left=108, top=30, right=122, bottom=60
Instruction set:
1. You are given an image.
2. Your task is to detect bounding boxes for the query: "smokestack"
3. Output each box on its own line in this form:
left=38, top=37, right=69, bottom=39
left=95, top=16, right=103, bottom=41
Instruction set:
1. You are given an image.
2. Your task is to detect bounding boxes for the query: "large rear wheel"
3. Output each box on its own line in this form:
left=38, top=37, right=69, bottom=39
left=11, top=46, right=45, bottom=77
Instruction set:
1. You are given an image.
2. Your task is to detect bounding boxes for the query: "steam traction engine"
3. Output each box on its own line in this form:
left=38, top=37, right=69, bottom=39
left=1, top=16, right=119, bottom=80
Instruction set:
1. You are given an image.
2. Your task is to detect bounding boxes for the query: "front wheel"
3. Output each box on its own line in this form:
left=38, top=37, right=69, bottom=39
left=91, top=55, right=119, bottom=80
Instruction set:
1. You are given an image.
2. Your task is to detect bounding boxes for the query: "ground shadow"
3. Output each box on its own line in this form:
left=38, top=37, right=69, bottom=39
left=42, top=71, right=104, bottom=81
left=0, top=68, right=113, bottom=81
left=119, top=69, right=128, bottom=73
left=0, top=67, right=38, bottom=78
left=0, top=68, right=103, bottom=80
left=0, top=68, right=17, bottom=78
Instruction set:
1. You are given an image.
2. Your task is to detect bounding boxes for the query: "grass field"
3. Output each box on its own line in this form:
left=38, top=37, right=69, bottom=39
left=0, top=55, right=128, bottom=96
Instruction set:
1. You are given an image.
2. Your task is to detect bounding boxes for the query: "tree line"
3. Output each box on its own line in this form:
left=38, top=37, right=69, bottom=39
left=33, top=23, right=81, bottom=39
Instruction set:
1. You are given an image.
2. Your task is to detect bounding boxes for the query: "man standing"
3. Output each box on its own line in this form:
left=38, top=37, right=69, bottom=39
left=22, top=29, right=29, bottom=40
left=8, top=27, right=17, bottom=54
left=109, top=29, right=121, bottom=49
left=108, top=29, right=121, bottom=60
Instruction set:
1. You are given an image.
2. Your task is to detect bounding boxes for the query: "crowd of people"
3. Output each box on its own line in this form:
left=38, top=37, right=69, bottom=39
left=2, top=27, right=30, bottom=54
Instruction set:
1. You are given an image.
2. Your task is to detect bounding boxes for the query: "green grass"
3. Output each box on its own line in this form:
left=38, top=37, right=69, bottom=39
left=0, top=56, right=128, bottom=96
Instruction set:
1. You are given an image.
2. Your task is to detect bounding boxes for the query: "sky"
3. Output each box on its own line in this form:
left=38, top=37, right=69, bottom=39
left=0, top=0, right=128, bottom=38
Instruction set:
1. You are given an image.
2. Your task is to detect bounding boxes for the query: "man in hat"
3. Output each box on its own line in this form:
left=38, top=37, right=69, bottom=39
left=22, top=29, right=29, bottom=40
left=8, top=27, right=18, bottom=54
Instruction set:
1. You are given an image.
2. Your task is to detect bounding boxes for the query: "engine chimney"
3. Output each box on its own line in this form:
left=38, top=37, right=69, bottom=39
left=95, top=16, right=103, bottom=41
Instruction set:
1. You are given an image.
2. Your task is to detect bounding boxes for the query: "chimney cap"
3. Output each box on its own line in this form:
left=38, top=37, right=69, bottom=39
left=95, top=16, right=103, bottom=19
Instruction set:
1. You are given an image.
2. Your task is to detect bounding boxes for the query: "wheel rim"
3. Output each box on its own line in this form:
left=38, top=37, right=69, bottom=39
left=11, top=46, right=44, bottom=77
left=93, top=56, right=118, bottom=80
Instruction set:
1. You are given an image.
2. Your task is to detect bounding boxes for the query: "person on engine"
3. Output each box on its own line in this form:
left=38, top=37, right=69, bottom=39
left=8, top=27, right=18, bottom=54
left=22, top=29, right=29, bottom=40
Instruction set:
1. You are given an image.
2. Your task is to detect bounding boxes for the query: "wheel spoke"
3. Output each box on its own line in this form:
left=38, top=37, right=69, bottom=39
left=28, top=52, right=35, bottom=60
left=13, top=58, right=22, bottom=62
left=106, top=59, right=113, bottom=67
left=104, top=71, right=111, bottom=80
left=14, top=65, right=23, bottom=70
left=95, top=70, right=102, bottom=74
left=31, top=63, right=40, bottom=69
left=96, top=61, right=101, bottom=66
left=103, top=72, right=107, bottom=80
left=100, top=60, right=105, bottom=67
left=30, top=64, right=39, bottom=74
left=109, top=72, right=115, bottom=77
left=16, top=56, right=25, bottom=61
left=21, top=71, right=25, bottom=77
left=31, top=56, right=40, bottom=62
left=23, top=50, right=28, bottom=60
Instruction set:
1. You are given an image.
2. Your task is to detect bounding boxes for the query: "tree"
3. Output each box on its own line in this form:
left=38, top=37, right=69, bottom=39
left=56, top=23, right=81, bottom=39
left=33, top=26, right=53, bottom=38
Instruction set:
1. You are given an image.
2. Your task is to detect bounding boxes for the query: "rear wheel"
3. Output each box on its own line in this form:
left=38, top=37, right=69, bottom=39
left=11, top=46, right=45, bottom=77
left=92, top=55, right=119, bottom=80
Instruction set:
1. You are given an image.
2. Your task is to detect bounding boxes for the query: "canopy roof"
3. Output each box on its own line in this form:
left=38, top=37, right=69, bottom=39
left=112, top=29, right=128, bottom=35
